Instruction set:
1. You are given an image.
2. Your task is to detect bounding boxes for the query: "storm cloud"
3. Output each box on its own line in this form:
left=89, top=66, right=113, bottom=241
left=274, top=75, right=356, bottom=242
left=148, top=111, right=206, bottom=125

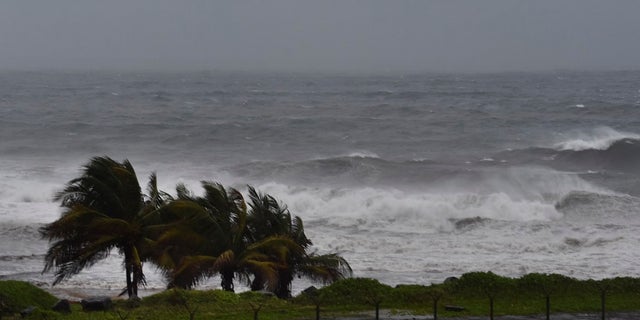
left=1, top=0, right=639, bottom=73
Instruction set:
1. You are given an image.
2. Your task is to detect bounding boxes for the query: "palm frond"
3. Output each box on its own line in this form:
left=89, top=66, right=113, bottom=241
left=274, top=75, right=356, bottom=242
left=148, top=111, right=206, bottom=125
left=242, top=259, right=280, bottom=290
left=212, top=250, right=236, bottom=271
left=298, top=253, right=353, bottom=284
left=171, top=255, right=220, bottom=289
left=246, top=235, right=305, bottom=262
left=145, top=172, right=173, bottom=210
left=43, top=235, right=120, bottom=285
left=175, top=183, right=194, bottom=200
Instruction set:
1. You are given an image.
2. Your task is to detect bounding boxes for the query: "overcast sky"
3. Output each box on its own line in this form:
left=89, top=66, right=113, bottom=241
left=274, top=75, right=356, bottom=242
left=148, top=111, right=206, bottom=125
left=1, top=0, right=639, bottom=73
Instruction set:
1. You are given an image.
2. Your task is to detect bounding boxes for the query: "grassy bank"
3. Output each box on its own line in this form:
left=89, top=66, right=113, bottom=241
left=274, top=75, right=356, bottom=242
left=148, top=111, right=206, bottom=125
left=2, top=272, right=640, bottom=319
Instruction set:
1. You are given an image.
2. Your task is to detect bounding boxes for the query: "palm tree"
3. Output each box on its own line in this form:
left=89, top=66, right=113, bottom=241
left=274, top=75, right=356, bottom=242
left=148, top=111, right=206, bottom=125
left=153, top=182, right=297, bottom=292
left=246, top=186, right=352, bottom=298
left=39, top=156, right=165, bottom=298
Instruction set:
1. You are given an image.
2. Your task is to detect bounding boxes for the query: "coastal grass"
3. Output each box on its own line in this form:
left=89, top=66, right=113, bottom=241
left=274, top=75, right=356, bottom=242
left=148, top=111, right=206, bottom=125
left=3, top=273, right=640, bottom=319
left=291, top=273, right=640, bottom=318
left=0, top=280, right=58, bottom=314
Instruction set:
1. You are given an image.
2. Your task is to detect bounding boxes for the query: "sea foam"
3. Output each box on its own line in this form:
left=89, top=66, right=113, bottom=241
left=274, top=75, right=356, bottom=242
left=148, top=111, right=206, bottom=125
left=250, top=167, right=603, bottom=234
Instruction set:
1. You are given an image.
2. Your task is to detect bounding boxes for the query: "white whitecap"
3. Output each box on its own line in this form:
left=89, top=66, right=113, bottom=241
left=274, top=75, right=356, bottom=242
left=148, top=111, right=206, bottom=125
left=553, top=126, right=640, bottom=151
left=249, top=168, right=604, bottom=234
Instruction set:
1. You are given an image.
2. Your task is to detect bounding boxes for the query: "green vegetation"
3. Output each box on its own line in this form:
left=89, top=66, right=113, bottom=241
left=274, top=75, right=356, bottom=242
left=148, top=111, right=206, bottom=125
left=39, top=156, right=351, bottom=300
left=0, top=281, right=58, bottom=315
left=294, top=273, right=640, bottom=319
left=2, top=274, right=640, bottom=319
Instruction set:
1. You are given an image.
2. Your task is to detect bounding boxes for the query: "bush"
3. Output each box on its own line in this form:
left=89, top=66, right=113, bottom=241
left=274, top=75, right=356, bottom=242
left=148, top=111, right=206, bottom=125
left=142, top=288, right=237, bottom=306
left=314, top=278, right=392, bottom=306
left=455, top=272, right=515, bottom=298
left=0, top=281, right=58, bottom=314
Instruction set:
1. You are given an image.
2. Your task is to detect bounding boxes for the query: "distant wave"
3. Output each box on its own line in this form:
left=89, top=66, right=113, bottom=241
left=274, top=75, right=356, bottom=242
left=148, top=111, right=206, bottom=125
left=554, top=138, right=640, bottom=170
left=554, top=127, right=640, bottom=151
left=0, top=224, right=42, bottom=236
left=343, top=151, right=381, bottom=159
left=361, top=90, right=430, bottom=99
left=226, top=154, right=462, bottom=187
left=554, top=191, right=640, bottom=219
left=0, top=254, right=45, bottom=262
left=506, top=137, right=640, bottom=171
left=450, top=216, right=491, bottom=230
left=562, top=236, right=624, bottom=249
left=363, top=90, right=394, bottom=97
left=228, top=154, right=392, bottom=185
left=497, top=133, right=640, bottom=173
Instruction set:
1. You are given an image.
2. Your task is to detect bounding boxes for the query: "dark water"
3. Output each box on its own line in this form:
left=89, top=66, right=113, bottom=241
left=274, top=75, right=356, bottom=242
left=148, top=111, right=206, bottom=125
left=1, top=70, right=640, bottom=296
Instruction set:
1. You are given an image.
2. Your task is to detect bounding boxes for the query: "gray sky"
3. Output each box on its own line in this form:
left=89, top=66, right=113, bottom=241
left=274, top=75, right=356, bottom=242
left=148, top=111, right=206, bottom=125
left=1, top=0, right=639, bottom=73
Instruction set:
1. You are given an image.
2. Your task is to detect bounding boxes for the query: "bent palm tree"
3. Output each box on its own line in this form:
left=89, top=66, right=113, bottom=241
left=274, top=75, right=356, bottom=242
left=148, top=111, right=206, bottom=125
left=154, top=182, right=298, bottom=292
left=39, top=156, right=163, bottom=298
left=246, top=186, right=352, bottom=298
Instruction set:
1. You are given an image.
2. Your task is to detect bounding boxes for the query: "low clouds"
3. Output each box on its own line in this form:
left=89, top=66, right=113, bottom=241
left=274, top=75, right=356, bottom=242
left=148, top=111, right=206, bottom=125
left=1, top=0, right=639, bottom=73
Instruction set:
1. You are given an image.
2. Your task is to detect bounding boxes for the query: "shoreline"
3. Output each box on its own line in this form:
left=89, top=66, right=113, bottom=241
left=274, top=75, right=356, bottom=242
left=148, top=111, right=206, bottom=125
left=42, top=286, right=164, bottom=301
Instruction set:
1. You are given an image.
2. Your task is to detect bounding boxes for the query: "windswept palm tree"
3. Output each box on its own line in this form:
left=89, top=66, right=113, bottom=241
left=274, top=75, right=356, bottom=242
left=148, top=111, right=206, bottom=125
left=41, top=156, right=352, bottom=298
left=39, top=156, right=166, bottom=298
left=153, top=182, right=300, bottom=292
left=246, top=186, right=352, bottom=298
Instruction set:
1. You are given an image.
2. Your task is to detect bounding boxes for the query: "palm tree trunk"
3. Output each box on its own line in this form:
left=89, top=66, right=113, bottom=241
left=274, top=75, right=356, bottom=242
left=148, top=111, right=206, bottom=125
left=132, top=270, right=139, bottom=297
left=221, top=270, right=235, bottom=292
left=275, top=270, right=294, bottom=299
left=132, top=262, right=142, bottom=298
left=125, top=264, right=133, bottom=298
left=251, top=275, right=264, bottom=291
left=124, top=246, right=143, bottom=298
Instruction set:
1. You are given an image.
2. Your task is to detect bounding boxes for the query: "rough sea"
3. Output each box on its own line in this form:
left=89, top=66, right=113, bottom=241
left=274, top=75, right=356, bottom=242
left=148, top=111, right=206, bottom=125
left=1, top=70, right=639, bottom=298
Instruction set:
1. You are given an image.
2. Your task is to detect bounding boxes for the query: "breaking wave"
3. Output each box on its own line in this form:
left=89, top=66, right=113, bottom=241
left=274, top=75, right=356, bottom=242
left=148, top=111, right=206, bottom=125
left=553, top=138, right=640, bottom=171
left=256, top=184, right=560, bottom=233
left=554, top=191, right=640, bottom=219
left=496, top=129, right=640, bottom=173
left=554, top=127, right=640, bottom=151
left=249, top=167, right=607, bottom=234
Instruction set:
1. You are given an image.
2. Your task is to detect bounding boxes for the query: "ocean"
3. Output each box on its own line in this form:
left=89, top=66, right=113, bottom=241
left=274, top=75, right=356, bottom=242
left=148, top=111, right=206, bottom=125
left=1, top=70, right=639, bottom=298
